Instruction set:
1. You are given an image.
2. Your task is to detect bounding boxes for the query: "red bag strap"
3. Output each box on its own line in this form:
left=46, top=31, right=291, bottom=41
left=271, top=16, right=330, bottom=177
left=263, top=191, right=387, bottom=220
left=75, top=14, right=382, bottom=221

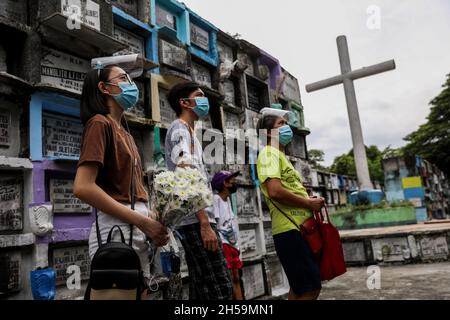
left=314, top=206, right=333, bottom=225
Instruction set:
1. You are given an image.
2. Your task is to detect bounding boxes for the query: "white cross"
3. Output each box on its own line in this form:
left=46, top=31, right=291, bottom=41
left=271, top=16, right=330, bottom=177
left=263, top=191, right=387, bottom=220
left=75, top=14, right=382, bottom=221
left=305, top=35, right=396, bottom=190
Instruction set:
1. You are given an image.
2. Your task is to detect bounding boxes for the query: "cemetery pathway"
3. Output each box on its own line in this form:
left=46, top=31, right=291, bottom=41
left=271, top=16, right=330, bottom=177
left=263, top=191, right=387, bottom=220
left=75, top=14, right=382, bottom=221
left=319, top=261, right=450, bottom=300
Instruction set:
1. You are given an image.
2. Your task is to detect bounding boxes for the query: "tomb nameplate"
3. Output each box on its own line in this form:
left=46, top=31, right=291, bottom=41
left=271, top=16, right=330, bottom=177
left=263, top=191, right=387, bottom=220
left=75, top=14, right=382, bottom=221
left=0, top=109, right=11, bottom=147
left=113, top=25, right=145, bottom=56
left=239, top=229, right=257, bottom=256
left=50, top=179, right=92, bottom=214
left=158, top=87, right=177, bottom=126
left=242, top=263, right=265, bottom=299
left=42, top=112, right=83, bottom=158
left=190, top=23, right=209, bottom=52
left=160, top=40, right=188, bottom=72
left=41, top=47, right=90, bottom=94
left=191, top=62, right=212, bottom=88
left=52, top=245, right=90, bottom=285
left=0, top=251, right=21, bottom=293
left=61, top=0, right=101, bottom=31
left=0, top=176, right=23, bottom=231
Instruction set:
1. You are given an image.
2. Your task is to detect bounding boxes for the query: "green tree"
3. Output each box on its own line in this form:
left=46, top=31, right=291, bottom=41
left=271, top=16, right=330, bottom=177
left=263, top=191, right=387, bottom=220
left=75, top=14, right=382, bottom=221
left=329, top=153, right=356, bottom=176
left=330, top=145, right=386, bottom=182
left=403, top=73, right=450, bottom=176
left=308, top=149, right=326, bottom=170
left=382, top=145, right=404, bottom=159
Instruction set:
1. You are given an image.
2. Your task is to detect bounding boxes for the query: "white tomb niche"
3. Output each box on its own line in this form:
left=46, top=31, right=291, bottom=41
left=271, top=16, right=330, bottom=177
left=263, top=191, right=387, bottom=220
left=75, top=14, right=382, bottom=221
left=0, top=174, right=23, bottom=232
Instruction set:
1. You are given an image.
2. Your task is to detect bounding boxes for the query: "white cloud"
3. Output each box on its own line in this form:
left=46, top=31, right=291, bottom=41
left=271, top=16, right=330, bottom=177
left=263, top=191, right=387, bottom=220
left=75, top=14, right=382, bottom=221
left=182, top=0, right=450, bottom=166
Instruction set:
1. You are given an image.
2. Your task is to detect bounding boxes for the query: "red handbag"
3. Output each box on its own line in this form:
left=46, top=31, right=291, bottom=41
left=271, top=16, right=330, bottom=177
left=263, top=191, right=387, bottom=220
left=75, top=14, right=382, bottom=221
left=299, top=215, right=323, bottom=259
left=268, top=199, right=323, bottom=258
left=315, top=207, right=347, bottom=281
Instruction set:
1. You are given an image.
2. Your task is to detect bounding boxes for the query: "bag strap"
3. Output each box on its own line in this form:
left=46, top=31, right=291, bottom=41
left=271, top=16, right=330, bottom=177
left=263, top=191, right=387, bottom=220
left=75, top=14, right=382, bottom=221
left=321, top=206, right=332, bottom=225
left=107, top=225, right=126, bottom=243
left=129, top=159, right=136, bottom=247
left=95, top=208, right=102, bottom=247
left=122, top=117, right=136, bottom=247
left=267, top=198, right=301, bottom=230
left=267, top=198, right=325, bottom=231
left=264, top=149, right=309, bottom=231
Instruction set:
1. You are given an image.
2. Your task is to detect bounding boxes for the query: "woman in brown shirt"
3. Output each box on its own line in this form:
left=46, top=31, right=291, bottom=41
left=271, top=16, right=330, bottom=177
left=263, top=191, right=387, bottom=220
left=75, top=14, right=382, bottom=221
left=74, top=65, right=169, bottom=282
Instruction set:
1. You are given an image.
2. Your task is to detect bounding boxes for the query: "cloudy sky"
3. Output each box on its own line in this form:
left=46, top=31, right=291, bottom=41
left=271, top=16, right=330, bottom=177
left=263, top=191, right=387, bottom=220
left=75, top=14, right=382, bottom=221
left=182, top=0, right=450, bottom=166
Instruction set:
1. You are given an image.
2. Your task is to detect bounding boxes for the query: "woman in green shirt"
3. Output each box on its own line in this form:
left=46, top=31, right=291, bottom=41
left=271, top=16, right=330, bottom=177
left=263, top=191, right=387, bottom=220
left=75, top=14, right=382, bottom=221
left=257, top=113, right=325, bottom=300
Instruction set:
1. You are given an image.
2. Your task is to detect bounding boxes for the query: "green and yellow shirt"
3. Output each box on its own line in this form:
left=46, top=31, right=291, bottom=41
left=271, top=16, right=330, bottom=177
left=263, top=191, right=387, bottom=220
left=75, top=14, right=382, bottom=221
left=257, top=145, right=312, bottom=236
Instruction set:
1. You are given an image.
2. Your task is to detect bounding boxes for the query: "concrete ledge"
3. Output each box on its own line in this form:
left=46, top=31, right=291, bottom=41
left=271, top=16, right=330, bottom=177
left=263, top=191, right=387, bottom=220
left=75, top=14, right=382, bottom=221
left=242, top=255, right=265, bottom=263
left=340, top=222, right=450, bottom=240
left=0, top=233, right=35, bottom=248
left=339, top=222, right=450, bottom=265
left=0, top=156, right=33, bottom=170
left=36, top=228, right=91, bottom=243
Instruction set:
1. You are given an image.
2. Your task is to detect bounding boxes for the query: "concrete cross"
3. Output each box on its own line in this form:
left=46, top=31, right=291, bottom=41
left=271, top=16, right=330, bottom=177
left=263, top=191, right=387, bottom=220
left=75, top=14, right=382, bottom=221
left=305, top=35, right=396, bottom=191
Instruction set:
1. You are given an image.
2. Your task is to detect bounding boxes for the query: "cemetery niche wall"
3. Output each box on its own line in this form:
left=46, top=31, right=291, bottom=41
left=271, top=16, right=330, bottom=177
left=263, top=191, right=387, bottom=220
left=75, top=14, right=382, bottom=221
left=112, top=4, right=158, bottom=124
left=31, top=0, right=127, bottom=60
left=0, top=0, right=317, bottom=300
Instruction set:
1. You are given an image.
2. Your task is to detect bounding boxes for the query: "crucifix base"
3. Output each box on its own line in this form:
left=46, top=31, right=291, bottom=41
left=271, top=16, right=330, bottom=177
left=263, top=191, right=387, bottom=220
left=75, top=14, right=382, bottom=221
left=349, top=189, right=385, bottom=206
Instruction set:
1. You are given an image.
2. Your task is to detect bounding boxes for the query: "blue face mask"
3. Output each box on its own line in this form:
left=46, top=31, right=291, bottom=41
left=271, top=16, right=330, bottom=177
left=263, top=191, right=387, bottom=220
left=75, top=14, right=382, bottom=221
left=109, top=82, right=139, bottom=111
left=278, top=125, right=293, bottom=146
left=191, top=97, right=210, bottom=118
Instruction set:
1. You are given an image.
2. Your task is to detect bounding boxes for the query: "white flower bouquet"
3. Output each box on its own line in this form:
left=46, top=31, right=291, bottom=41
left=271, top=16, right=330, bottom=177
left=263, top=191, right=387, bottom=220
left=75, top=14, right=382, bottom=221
left=152, top=167, right=213, bottom=229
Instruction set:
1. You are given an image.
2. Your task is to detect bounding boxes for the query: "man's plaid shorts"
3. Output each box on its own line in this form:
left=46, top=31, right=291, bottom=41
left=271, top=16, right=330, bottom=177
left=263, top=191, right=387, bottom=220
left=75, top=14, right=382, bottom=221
left=178, top=223, right=233, bottom=300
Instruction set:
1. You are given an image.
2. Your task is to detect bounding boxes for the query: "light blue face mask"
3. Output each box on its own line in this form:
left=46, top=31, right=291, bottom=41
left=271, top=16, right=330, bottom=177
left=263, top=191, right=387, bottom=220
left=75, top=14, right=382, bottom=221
left=189, top=97, right=210, bottom=118
left=278, top=124, right=293, bottom=146
left=108, top=82, right=139, bottom=111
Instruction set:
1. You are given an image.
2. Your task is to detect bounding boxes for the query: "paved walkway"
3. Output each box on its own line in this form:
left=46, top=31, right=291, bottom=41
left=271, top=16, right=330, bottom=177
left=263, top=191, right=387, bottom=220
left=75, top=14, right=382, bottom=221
left=319, top=262, right=450, bottom=300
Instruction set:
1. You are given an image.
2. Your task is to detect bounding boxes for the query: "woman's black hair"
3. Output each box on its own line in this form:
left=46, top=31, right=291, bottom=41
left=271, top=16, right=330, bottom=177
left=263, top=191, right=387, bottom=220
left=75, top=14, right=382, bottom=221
left=257, top=114, right=279, bottom=133
left=167, top=81, right=201, bottom=116
left=80, top=65, right=118, bottom=125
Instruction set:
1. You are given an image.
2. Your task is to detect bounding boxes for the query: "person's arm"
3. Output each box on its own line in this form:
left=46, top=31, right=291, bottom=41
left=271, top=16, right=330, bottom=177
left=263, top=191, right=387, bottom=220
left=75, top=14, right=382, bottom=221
left=264, top=178, right=324, bottom=211
left=74, top=162, right=169, bottom=246
left=196, top=210, right=219, bottom=252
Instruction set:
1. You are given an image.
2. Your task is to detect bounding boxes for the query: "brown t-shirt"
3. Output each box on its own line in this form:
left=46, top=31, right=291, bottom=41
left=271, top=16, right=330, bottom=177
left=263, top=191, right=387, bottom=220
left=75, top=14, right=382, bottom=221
left=77, top=114, right=148, bottom=203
